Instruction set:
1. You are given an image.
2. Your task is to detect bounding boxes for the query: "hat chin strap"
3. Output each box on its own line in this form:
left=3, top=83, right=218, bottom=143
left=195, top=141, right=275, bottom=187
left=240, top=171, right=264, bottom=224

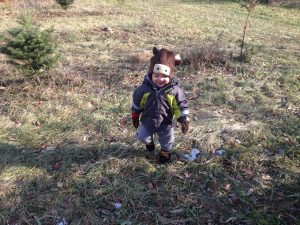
left=153, top=64, right=171, bottom=76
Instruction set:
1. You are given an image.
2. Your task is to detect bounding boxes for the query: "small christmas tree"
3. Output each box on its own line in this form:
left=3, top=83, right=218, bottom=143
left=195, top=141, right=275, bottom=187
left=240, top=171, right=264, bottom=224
left=55, top=0, right=75, bottom=10
left=0, top=13, right=58, bottom=75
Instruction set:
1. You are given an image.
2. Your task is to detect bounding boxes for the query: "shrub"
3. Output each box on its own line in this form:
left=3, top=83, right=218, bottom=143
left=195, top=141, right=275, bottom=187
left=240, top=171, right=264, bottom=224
left=0, top=13, right=58, bottom=75
left=182, top=35, right=231, bottom=70
left=55, top=0, right=74, bottom=10
left=258, top=0, right=273, bottom=3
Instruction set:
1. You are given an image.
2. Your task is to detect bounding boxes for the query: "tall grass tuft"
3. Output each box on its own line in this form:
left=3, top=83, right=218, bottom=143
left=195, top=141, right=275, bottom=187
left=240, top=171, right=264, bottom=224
left=182, top=34, right=231, bottom=70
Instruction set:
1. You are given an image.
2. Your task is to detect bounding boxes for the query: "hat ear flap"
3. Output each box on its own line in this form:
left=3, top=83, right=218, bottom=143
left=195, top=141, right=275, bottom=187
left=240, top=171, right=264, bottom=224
left=175, top=54, right=181, bottom=66
left=153, top=47, right=160, bottom=55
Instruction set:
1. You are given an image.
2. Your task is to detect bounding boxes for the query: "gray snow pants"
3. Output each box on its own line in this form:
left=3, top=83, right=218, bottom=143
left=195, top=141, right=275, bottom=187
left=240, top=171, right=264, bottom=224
left=136, top=124, right=174, bottom=151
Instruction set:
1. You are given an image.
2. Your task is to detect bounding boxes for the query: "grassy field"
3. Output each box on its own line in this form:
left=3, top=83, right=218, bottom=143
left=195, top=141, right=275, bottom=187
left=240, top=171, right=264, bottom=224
left=0, top=0, right=299, bottom=224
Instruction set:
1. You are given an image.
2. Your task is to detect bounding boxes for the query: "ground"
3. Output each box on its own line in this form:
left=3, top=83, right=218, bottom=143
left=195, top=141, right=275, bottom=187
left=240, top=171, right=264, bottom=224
left=0, top=0, right=299, bottom=224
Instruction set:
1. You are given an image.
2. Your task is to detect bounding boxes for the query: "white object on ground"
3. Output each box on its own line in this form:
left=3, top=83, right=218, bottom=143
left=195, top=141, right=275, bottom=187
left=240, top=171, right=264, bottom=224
left=114, top=202, right=122, bottom=209
left=56, top=218, right=68, bottom=225
left=184, top=148, right=200, bottom=161
left=214, top=149, right=225, bottom=156
left=235, top=139, right=242, bottom=144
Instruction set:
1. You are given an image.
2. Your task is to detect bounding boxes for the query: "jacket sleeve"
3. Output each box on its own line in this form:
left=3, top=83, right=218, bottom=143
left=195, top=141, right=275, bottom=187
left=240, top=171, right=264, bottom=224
left=131, top=86, right=144, bottom=113
left=175, top=87, right=189, bottom=118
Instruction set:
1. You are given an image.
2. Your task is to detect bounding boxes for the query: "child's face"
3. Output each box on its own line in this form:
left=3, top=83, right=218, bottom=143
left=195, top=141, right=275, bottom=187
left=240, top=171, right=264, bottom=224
left=152, top=73, right=170, bottom=87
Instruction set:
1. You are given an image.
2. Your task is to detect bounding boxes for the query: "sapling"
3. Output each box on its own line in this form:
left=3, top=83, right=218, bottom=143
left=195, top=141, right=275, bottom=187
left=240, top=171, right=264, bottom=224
left=240, top=0, right=258, bottom=61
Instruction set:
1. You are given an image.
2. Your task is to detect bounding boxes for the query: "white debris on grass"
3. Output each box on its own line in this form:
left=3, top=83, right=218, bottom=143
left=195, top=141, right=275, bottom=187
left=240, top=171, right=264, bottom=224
left=114, top=202, right=122, bottom=209
left=184, top=148, right=200, bottom=161
left=214, top=149, right=225, bottom=156
left=56, top=218, right=68, bottom=225
left=235, top=139, right=242, bottom=144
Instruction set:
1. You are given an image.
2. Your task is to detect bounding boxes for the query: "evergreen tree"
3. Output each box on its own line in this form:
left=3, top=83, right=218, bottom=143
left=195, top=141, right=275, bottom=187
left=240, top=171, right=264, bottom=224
left=0, top=13, right=58, bottom=75
left=55, top=0, right=75, bottom=10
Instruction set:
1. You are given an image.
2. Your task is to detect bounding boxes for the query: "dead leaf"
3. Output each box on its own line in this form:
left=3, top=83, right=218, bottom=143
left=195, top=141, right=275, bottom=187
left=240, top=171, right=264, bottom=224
left=52, top=162, right=62, bottom=170
left=225, top=217, right=237, bottom=223
left=173, top=174, right=184, bottom=180
left=63, top=193, right=73, bottom=208
left=101, top=209, right=111, bottom=216
left=100, top=176, right=111, bottom=184
left=169, top=208, right=184, bottom=214
left=41, top=145, right=56, bottom=152
left=262, top=174, right=272, bottom=181
left=228, top=193, right=239, bottom=203
left=210, top=179, right=218, bottom=191
left=148, top=182, right=154, bottom=190
left=138, top=172, right=151, bottom=177
left=119, top=118, right=127, bottom=128
left=243, top=168, right=253, bottom=176
left=224, top=183, right=231, bottom=191
left=113, top=180, right=119, bottom=186
left=57, top=182, right=63, bottom=188
left=39, top=143, right=46, bottom=151
left=227, top=137, right=236, bottom=147
left=184, top=172, right=192, bottom=178
left=83, top=135, right=88, bottom=141
left=246, top=188, right=255, bottom=196
left=45, top=146, right=56, bottom=152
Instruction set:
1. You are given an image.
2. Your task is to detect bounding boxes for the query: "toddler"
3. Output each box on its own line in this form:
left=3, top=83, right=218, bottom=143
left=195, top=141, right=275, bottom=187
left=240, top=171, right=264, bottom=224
left=131, top=47, right=190, bottom=163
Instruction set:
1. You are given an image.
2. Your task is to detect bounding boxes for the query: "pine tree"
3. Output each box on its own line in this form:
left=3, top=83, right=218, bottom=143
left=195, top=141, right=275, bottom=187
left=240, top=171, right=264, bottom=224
left=0, top=13, right=58, bottom=75
left=56, top=0, right=75, bottom=10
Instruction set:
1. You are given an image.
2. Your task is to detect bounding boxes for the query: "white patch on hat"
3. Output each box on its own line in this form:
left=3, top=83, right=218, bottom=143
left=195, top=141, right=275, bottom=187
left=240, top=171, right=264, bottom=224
left=153, top=64, right=171, bottom=76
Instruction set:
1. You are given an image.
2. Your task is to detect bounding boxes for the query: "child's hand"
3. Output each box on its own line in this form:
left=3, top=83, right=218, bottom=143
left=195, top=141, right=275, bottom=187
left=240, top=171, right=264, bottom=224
left=179, top=116, right=190, bottom=134
left=131, top=111, right=140, bottom=128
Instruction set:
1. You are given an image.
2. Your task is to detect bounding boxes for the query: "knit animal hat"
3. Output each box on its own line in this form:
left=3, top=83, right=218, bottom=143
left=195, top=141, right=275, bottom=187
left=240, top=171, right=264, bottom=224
left=149, top=47, right=181, bottom=79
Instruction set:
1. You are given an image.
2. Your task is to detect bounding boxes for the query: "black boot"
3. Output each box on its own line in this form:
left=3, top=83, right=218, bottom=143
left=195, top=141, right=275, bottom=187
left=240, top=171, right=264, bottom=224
left=158, top=150, right=171, bottom=164
left=146, top=142, right=155, bottom=152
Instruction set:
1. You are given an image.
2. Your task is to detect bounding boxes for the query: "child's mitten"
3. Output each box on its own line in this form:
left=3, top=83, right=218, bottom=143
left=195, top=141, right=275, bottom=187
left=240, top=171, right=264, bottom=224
left=178, top=116, right=190, bottom=134
left=131, top=111, right=140, bottom=128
